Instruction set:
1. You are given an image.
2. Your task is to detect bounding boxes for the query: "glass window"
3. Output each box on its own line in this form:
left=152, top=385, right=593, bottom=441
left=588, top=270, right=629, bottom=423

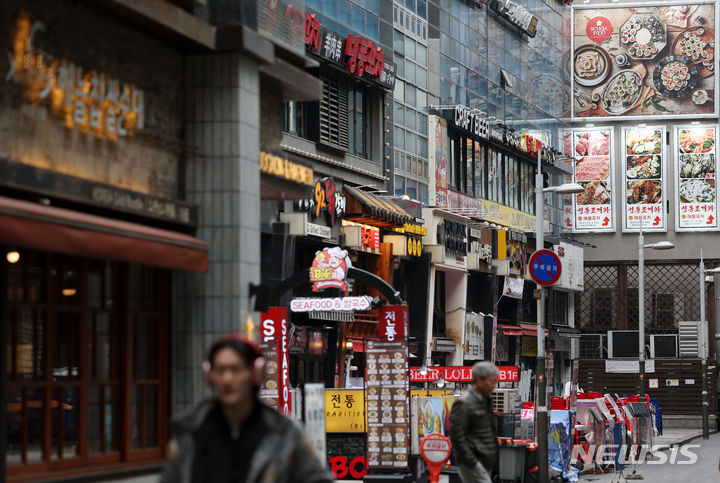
left=405, top=84, right=416, bottom=106
left=405, top=37, right=416, bottom=60
left=416, top=90, right=427, bottom=110
left=418, top=136, right=428, bottom=158
left=348, top=87, right=367, bottom=157
left=394, top=79, right=405, bottom=103
left=394, top=127, right=405, bottom=150
left=339, top=0, right=351, bottom=26
left=394, top=30, right=404, bottom=55
left=417, top=113, right=428, bottom=135
left=475, top=142, right=486, bottom=199
left=406, top=179, right=418, bottom=200
left=404, top=60, right=415, bottom=84
left=405, top=109, right=416, bottom=131
left=394, top=102, right=404, bottom=125
left=418, top=0, right=427, bottom=19
left=416, top=67, right=427, bottom=90
left=395, top=175, right=406, bottom=197
left=366, top=13, right=378, bottom=40
left=323, top=0, right=338, bottom=18
left=416, top=44, right=427, bottom=65
left=352, top=5, right=364, bottom=32
left=406, top=131, right=417, bottom=154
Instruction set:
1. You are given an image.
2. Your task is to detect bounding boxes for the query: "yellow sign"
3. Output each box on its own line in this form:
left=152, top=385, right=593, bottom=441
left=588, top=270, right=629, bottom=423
left=9, top=11, right=144, bottom=140
left=394, top=223, right=428, bottom=236
left=259, top=151, right=314, bottom=186
left=326, top=389, right=365, bottom=432
left=407, top=237, right=423, bottom=257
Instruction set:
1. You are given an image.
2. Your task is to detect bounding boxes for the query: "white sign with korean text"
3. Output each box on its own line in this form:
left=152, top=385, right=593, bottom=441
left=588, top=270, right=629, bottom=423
left=464, top=312, right=485, bottom=360
left=304, top=383, right=327, bottom=466
left=623, top=126, right=667, bottom=232
left=674, top=126, right=719, bottom=231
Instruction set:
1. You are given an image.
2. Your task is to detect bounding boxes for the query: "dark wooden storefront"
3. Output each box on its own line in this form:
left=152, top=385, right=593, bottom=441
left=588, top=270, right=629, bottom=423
left=578, top=359, right=716, bottom=415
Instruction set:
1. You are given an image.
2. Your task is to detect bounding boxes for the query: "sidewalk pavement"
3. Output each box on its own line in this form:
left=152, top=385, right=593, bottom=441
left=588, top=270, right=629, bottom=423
left=579, top=430, right=720, bottom=482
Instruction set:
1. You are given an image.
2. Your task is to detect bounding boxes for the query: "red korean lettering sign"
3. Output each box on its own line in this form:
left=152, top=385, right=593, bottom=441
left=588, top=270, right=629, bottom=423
left=261, top=307, right=291, bottom=416
left=378, top=305, right=408, bottom=341
left=345, top=33, right=385, bottom=79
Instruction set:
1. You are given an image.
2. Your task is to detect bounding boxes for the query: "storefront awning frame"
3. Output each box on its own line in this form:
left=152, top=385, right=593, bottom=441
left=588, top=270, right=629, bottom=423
left=0, top=195, right=208, bottom=272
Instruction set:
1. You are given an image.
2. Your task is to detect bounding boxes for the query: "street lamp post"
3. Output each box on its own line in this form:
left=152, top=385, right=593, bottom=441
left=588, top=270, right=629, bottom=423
left=535, top=151, right=583, bottom=483
left=697, top=257, right=720, bottom=439
left=637, top=226, right=674, bottom=399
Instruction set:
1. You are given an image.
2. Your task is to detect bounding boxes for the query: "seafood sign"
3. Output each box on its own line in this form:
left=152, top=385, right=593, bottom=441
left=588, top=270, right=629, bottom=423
left=623, top=127, right=666, bottom=231
left=567, top=129, right=615, bottom=232
left=675, top=126, right=718, bottom=230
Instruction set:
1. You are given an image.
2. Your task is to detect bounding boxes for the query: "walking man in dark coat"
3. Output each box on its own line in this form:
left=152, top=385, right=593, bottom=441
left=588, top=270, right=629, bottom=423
left=450, top=361, right=500, bottom=483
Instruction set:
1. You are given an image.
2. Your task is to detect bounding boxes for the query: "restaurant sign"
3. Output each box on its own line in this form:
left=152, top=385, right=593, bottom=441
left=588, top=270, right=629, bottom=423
left=260, top=150, right=314, bottom=186
left=8, top=11, right=144, bottom=140
left=310, top=247, right=352, bottom=291
left=488, top=0, right=539, bottom=38
left=409, top=365, right=519, bottom=382
left=304, top=13, right=396, bottom=90
left=290, top=296, right=373, bottom=312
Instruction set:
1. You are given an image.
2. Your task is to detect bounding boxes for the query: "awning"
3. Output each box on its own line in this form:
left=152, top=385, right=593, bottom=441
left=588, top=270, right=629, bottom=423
left=0, top=195, right=208, bottom=272
left=551, top=324, right=582, bottom=338
left=520, top=322, right=549, bottom=337
left=497, top=323, right=523, bottom=336
left=343, top=186, right=414, bottom=227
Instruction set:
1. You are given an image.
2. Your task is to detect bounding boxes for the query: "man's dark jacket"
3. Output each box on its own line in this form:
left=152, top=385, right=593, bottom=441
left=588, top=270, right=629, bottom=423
left=449, top=388, right=499, bottom=471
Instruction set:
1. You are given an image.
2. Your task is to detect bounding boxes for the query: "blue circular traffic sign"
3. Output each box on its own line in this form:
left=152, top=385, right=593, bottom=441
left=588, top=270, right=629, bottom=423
left=528, top=249, right=562, bottom=286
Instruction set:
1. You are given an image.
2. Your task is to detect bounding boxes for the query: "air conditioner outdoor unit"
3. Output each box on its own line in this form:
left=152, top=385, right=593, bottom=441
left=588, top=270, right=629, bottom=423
left=607, top=330, right=639, bottom=358
left=678, top=321, right=700, bottom=357
left=650, top=334, right=678, bottom=358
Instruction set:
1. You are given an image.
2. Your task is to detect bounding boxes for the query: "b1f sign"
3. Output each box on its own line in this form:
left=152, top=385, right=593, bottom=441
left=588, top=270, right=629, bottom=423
left=261, top=307, right=291, bottom=416
left=378, top=305, right=408, bottom=341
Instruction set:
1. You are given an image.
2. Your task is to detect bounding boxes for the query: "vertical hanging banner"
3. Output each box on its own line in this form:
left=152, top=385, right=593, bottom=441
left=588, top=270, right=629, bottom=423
left=378, top=305, right=409, bottom=341
left=569, top=128, right=615, bottom=232
left=675, top=126, right=718, bottom=231
left=261, top=307, right=291, bottom=416
left=623, top=126, right=667, bottom=232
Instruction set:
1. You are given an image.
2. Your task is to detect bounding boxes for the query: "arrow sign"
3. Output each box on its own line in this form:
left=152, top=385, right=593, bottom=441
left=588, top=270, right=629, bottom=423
left=653, top=216, right=661, bottom=226
left=708, top=215, right=715, bottom=225
left=602, top=217, right=610, bottom=226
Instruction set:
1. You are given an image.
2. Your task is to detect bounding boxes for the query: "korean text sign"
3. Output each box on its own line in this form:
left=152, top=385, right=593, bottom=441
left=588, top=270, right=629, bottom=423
left=378, top=305, right=408, bottom=341
left=674, top=126, right=718, bottom=231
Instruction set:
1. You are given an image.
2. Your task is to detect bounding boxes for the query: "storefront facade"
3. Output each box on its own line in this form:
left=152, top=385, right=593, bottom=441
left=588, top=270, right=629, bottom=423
left=0, top=1, right=206, bottom=479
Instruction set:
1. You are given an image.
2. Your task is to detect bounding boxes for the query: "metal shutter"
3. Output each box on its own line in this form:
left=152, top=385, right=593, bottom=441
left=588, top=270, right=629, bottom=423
left=319, top=72, right=349, bottom=151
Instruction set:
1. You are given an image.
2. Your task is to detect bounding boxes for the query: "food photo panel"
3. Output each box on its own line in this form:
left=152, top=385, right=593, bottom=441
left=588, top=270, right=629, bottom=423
left=674, top=126, right=719, bottom=230
left=623, top=127, right=667, bottom=231
left=572, top=2, right=717, bottom=119
left=569, top=128, right=616, bottom=232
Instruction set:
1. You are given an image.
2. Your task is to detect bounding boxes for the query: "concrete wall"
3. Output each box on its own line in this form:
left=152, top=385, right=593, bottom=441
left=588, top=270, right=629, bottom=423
left=172, top=52, right=261, bottom=413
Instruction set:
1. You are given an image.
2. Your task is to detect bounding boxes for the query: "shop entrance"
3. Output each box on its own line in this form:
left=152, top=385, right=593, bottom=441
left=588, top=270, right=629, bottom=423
left=4, top=250, right=167, bottom=476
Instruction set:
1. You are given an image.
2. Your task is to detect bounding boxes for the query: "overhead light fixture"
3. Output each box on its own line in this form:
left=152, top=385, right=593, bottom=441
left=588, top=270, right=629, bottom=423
left=6, top=251, right=20, bottom=264
left=418, top=362, right=429, bottom=376
left=436, top=375, right=446, bottom=388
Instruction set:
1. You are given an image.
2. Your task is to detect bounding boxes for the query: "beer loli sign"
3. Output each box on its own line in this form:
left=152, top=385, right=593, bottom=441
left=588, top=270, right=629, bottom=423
left=586, top=16, right=612, bottom=43
left=409, top=365, right=519, bottom=382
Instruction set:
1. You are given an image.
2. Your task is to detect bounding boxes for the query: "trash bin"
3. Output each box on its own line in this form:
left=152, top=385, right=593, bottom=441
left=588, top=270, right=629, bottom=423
left=498, top=443, right=526, bottom=482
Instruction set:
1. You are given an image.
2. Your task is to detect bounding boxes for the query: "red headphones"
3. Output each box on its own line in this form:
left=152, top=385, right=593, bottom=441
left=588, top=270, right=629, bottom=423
left=203, top=334, right=266, bottom=387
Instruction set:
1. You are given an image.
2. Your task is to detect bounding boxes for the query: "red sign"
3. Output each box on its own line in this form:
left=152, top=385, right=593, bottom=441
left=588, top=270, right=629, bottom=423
left=345, top=34, right=385, bottom=79
left=361, top=225, right=380, bottom=250
left=261, top=307, right=291, bottom=416
left=420, top=434, right=452, bottom=483
left=329, top=456, right=367, bottom=479
left=586, top=16, right=612, bottom=43
left=309, top=247, right=352, bottom=291
left=378, top=305, right=408, bottom=341
left=409, top=365, right=519, bottom=382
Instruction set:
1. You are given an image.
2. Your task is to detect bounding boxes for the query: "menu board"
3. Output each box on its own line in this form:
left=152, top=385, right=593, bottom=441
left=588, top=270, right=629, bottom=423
left=572, top=3, right=718, bottom=120
left=567, top=128, right=615, bottom=232
left=674, top=126, right=718, bottom=230
left=464, top=312, right=485, bottom=360
left=258, top=341, right=279, bottom=409
left=365, top=339, right=409, bottom=469
left=623, top=126, right=667, bottom=231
